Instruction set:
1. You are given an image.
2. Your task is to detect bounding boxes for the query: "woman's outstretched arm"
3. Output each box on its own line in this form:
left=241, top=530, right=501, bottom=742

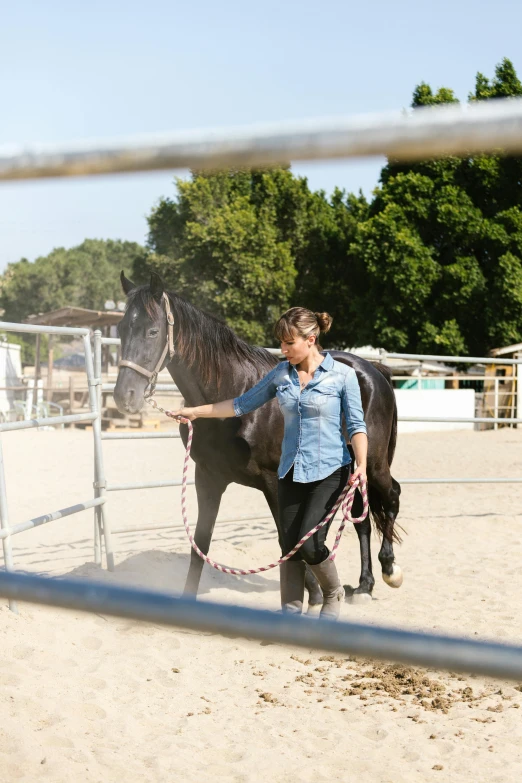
left=170, top=399, right=236, bottom=422
left=171, top=364, right=281, bottom=422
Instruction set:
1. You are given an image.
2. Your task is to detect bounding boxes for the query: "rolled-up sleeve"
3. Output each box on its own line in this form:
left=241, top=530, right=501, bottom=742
left=341, top=369, right=367, bottom=439
left=233, top=365, right=280, bottom=417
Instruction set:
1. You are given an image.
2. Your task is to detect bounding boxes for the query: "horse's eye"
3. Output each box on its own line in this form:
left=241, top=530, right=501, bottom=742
left=148, top=328, right=159, bottom=337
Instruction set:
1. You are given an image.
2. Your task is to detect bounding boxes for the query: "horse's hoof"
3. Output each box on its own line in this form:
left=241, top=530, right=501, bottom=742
left=382, top=564, right=403, bottom=588
left=306, top=603, right=322, bottom=616
left=343, top=585, right=373, bottom=604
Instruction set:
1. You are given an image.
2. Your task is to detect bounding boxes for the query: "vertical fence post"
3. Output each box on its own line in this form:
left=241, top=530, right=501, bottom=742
left=494, top=377, right=499, bottom=430
left=93, top=331, right=103, bottom=566
left=69, top=376, right=75, bottom=419
left=47, top=335, right=54, bottom=402
left=32, top=333, right=41, bottom=410
left=84, top=334, right=114, bottom=571
left=0, top=439, right=17, bottom=613
left=25, top=379, right=34, bottom=420
left=515, top=353, right=522, bottom=429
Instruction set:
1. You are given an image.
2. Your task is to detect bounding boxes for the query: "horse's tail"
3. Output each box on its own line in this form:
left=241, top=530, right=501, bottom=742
left=368, top=483, right=402, bottom=544
left=369, top=362, right=402, bottom=544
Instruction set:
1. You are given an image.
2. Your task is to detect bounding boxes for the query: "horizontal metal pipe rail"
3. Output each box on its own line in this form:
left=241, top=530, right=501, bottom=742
left=0, top=497, right=106, bottom=539
left=399, top=477, right=522, bottom=485
left=2, top=97, right=522, bottom=181
left=391, top=375, right=516, bottom=381
left=100, top=337, right=122, bottom=346
left=102, top=383, right=179, bottom=392
left=0, top=411, right=97, bottom=432
left=399, top=416, right=522, bottom=424
left=0, top=320, right=89, bottom=337
left=107, top=479, right=194, bottom=492
left=102, top=431, right=181, bottom=440
left=376, top=351, right=522, bottom=366
left=1, top=571, right=521, bottom=681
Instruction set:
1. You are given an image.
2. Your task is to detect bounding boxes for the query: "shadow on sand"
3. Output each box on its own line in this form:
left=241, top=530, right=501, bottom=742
left=65, top=549, right=280, bottom=598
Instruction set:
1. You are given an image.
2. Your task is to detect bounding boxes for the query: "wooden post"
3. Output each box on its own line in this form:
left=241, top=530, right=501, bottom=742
left=46, top=335, right=54, bottom=402
left=33, top=333, right=41, bottom=409
left=69, top=376, right=75, bottom=418
left=494, top=377, right=499, bottom=430
left=513, top=353, right=522, bottom=429
left=103, top=327, right=110, bottom=374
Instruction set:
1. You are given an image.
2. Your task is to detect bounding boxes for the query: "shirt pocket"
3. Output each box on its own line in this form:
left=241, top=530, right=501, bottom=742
left=276, top=383, right=294, bottom=408
left=304, top=385, right=340, bottom=414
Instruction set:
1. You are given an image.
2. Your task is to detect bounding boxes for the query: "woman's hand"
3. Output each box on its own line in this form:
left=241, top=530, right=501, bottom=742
left=167, top=399, right=236, bottom=422
left=349, top=432, right=368, bottom=487
left=168, top=406, right=197, bottom=423
left=349, top=465, right=367, bottom=486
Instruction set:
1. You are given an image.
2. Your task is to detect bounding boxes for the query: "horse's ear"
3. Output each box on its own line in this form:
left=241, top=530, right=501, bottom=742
left=149, top=272, right=165, bottom=301
left=120, top=271, right=136, bottom=296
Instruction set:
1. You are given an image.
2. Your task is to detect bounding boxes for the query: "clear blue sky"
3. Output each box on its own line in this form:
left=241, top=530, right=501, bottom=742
left=1, top=0, right=520, bottom=270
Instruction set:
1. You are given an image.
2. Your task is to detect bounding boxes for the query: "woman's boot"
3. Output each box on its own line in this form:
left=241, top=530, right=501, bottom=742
left=308, top=559, right=345, bottom=620
left=279, top=560, right=306, bottom=614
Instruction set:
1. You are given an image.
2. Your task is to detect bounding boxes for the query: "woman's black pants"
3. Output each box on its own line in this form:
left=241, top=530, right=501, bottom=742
left=277, top=464, right=350, bottom=566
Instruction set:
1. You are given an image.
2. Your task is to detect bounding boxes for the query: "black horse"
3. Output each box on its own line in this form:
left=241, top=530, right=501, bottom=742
left=114, top=272, right=403, bottom=606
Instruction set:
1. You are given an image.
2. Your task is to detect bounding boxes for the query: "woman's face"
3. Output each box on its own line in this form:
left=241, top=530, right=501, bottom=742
left=280, top=331, right=316, bottom=365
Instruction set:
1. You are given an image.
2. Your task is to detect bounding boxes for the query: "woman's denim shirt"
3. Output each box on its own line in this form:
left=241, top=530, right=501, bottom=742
left=233, top=352, right=367, bottom=483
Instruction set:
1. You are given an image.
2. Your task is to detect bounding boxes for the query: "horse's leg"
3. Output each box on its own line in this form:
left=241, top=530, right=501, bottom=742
left=182, top=464, right=226, bottom=597
left=371, top=471, right=403, bottom=588
left=341, top=478, right=375, bottom=602
left=261, top=472, right=323, bottom=609
left=351, top=516, right=376, bottom=600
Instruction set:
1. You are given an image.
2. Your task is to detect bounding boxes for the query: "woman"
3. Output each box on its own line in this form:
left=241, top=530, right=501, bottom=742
left=172, top=307, right=368, bottom=621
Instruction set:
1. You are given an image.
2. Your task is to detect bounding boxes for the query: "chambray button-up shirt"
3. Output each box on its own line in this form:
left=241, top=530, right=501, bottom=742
left=233, top=352, right=367, bottom=483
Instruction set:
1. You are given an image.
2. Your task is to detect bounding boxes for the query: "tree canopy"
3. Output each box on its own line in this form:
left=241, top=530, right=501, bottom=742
left=136, top=58, right=522, bottom=354
left=353, top=57, right=522, bottom=354
left=2, top=58, right=522, bottom=358
left=0, top=239, right=145, bottom=361
left=0, top=239, right=145, bottom=323
left=135, top=167, right=368, bottom=345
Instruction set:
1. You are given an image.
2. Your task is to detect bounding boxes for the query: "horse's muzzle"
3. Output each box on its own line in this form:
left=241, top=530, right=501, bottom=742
left=114, top=374, right=146, bottom=415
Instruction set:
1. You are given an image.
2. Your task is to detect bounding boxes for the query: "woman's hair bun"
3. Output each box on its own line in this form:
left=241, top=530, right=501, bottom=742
left=314, top=312, right=333, bottom=333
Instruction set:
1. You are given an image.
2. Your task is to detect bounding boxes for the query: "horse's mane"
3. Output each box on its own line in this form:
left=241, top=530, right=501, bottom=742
left=127, top=286, right=278, bottom=387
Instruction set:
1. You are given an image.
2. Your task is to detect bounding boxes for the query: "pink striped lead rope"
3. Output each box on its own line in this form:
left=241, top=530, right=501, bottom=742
left=146, top=397, right=369, bottom=576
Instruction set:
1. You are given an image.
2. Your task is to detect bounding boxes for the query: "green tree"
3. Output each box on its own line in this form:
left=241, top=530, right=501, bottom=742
left=137, top=167, right=368, bottom=347
left=291, top=188, right=369, bottom=347
left=137, top=169, right=305, bottom=344
left=0, top=238, right=145, bottom=323
left=353, top=58, right=522, bottom=355
left=0, top=238, right=145, bottom=360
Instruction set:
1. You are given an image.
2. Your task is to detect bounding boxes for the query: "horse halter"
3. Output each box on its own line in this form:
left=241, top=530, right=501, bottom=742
left=118, top=292, right=175, bottom=395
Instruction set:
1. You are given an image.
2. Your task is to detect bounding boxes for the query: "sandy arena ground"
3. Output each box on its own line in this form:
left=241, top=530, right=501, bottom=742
left=1, top=424, right=522, bottom=782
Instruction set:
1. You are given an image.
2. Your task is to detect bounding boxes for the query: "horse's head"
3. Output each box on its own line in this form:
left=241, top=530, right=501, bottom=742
left=114, top=271, right=173, bottom=414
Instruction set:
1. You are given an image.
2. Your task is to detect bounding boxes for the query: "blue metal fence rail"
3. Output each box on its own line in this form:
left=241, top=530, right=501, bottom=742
left=1, top=571, right=521, bottom=681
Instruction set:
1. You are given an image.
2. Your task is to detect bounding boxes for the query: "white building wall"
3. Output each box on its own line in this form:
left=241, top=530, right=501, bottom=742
left=0, top=342, right=22, bottom=419
left=395, top=389, right=476, bottom=433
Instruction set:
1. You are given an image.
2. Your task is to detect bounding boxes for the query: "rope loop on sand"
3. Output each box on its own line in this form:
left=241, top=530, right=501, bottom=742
left=146, top=397, right=369, bottom=575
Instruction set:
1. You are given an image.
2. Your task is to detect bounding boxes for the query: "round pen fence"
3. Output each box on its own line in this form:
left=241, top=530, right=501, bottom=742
left=0, top=322, right=115, bottom=613
left=1, top=98, right=522, bottom=679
